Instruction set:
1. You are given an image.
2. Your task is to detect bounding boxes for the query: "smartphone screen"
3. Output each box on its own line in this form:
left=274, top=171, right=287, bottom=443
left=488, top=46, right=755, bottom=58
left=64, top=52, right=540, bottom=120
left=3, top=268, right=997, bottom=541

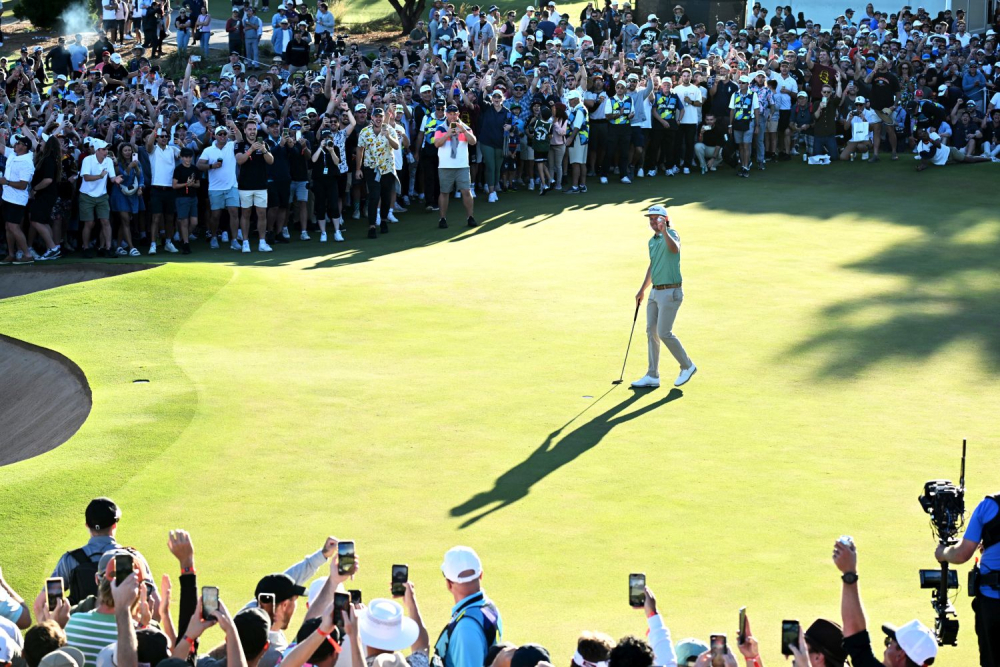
left=710, top=634, right=727, bottom=657
left=333, top=592, right=350, bottom=630
left=257, top=592, right=275, bottom=616
left=349, top=589, right=362, bottom=604
left=114, top=554, right=134, bottom=585
left=628, top=573, right=645, bottom=608
left=391, top=564, right=408, bottom=597
left=738, top=607, right=747, bottom=645
left=202, top=586, right=220, bottom=621
left=46, top=578, right=64, bottom=611
left=781, top=620, right=800, bottom=657
left=337, top=541, right=355, bottom=575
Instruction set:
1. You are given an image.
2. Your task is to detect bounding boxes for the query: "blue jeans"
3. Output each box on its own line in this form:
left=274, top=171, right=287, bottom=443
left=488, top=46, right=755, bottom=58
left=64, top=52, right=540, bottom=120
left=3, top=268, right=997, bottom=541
left=245, top=37, right=260, bottom=64
left=753, top=117, right=766, bottom=162
left=812, top=135, right=839, bottom=159
left=199, top=31, right=210, bottom=57
left=176, top=29, right=190, bottom=52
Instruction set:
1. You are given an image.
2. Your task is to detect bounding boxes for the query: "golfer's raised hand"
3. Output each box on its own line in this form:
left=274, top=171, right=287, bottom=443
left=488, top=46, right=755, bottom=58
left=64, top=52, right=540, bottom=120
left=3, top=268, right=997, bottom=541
left=833, top=539, right=857, bottom=573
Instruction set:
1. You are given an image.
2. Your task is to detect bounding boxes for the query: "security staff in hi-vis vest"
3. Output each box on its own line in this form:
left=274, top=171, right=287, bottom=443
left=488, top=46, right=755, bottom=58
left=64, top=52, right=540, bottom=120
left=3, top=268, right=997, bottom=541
left=729, top=74, right=759, bottom=178
left=601, top=80, right=634, bottom=184
left=417, top=98, right=447, bottom=211
left=645, top=76, right=682, bottom=176
left=566, top=90, right=590, bottom=193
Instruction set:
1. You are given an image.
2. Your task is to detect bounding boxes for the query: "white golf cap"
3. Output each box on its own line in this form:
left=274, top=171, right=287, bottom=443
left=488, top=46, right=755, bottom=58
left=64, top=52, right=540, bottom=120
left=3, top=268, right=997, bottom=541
left=739, top=74, right=751, bottom=83
left=214, top=126, right=229, bottom=135
left=615, top=79, right=626, bottom=87
left=647, top=13, right=658, bottom=21
left=627, top=73, right=639, bottom=80
left=855, top=95, right=866, bottom=103
left=305, top=578, right=327, bottom=605
left=566, top=89, right=581, bottom=100
left=441, top=546, right=482, bottom=583
left=358, top=600, right=420, bottom=652
left=526, top=5, right=534, bottom=10
left=796, top=90, right=808, bottom=97
left=644, top=205, right=668, bottom=217
left=884, top=621, right=937, bottom=665
left=90, top=138, right=109, bottom=149
left=420, top=84, right=433, bottom=93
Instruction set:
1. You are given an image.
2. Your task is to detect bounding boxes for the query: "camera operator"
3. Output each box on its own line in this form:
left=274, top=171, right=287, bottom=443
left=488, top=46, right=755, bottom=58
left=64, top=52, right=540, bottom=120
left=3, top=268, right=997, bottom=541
left=935, top=493, right=1000, bottom=666
left=832, top=538, right=938, bottom=667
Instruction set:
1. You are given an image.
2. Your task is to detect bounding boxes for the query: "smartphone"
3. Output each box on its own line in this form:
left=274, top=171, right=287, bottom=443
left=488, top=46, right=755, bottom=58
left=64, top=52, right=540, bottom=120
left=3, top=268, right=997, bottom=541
left=349, top=589, right=362, bottom=604
left=710, top=634, right=727, bottom=657
left=202, top=586, right=220, bottom=621
left=191, top=55, right=201, bottom=62
left=391, top=564, right=408, bottom=597
left=337, top=541, right=355, bottom=575
left=257, top=592, right=275, bottom=615
left=781, top=620, right=800, bottom=657
left=333, top=591, right=350, bottom=630
left=46, top=578, right=64, bottom=611
left=114, top=554, right=134, bottom=585
left=628, top=573, right=645, bottom=608
left=738, top=607, right=747, bottom=645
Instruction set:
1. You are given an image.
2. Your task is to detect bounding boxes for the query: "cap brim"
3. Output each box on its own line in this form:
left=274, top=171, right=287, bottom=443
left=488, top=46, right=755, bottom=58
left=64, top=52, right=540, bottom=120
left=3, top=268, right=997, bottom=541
left=881, top=624, right=898, bottom=640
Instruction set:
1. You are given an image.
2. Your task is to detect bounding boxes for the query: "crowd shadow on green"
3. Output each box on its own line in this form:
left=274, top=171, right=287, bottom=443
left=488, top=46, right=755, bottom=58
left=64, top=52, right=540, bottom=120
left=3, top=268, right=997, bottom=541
left=450, top=388, right=683, bottom=528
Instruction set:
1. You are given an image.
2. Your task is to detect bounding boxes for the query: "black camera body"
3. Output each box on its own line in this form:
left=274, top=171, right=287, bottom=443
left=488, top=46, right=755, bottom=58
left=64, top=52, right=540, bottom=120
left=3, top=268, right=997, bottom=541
left=919, top=479, right=966, bottom=545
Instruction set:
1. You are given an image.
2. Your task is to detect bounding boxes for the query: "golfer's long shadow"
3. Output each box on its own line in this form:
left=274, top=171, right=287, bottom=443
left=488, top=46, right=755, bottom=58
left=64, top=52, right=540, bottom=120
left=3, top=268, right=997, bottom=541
left=450, top=388, right=683, bottom=528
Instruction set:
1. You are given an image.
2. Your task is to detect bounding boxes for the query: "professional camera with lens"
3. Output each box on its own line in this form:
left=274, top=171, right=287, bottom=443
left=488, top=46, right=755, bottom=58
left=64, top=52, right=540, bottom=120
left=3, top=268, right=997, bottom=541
left=917, top=440, right=968, bottom=647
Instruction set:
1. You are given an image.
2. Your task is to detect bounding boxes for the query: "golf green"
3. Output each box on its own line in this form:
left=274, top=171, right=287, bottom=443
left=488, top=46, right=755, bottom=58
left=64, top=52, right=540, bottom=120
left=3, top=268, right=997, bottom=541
left=2, top=162, right=999, bottom=665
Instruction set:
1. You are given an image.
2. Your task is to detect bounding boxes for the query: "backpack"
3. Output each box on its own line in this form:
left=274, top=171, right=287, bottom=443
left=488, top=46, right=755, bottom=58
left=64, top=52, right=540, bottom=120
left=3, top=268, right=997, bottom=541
left=66, top=548, right=101, bottom=605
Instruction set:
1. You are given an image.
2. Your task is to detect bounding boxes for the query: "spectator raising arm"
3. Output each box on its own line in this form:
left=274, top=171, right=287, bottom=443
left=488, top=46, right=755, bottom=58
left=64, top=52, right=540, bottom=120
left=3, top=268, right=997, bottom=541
left=111, top=574, right=139, bottom=667
left=0, top=569, right=32, bottom=629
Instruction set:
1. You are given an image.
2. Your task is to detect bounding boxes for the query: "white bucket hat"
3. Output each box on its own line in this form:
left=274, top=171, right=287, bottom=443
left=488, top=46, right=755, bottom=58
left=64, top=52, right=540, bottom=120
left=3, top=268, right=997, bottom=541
left=358, top=599, right=419, bottom=652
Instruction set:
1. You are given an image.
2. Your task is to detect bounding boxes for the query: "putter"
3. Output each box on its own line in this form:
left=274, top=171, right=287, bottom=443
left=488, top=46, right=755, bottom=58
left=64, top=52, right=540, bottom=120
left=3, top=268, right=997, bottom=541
left=612, top=301, right=641, bottom=385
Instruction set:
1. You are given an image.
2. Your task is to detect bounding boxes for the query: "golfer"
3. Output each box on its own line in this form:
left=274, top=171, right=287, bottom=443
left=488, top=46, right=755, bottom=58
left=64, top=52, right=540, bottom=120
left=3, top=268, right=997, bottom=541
left=631, top=205, right=696, bottom=389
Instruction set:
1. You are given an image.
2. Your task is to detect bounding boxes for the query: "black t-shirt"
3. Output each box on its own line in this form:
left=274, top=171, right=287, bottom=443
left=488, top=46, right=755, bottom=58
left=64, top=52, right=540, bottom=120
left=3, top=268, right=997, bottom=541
left=31, top=154, right=58, bottom=198
left=235, top=140, right=269, bottom=190
left=842, top=631, right=883, bottom=667
left=310, top=145, right=338, bottom=180
left=710, top=80, right=739, bottom=118
left=265, top=136, right=291, bottom=181
left=288, top=139, right=312, bottom=181
left=868, top=71, right=900, bottom=109
left=172, top=163, right=201, bottom=196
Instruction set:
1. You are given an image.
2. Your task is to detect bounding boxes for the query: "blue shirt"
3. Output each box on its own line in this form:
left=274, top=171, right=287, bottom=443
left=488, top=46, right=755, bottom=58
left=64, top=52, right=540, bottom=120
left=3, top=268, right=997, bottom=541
left=965, top=497, right=1000, bottom=598
left=51, top=535, right=120, bottom=584
left=443, top=592, right=503, bottom=667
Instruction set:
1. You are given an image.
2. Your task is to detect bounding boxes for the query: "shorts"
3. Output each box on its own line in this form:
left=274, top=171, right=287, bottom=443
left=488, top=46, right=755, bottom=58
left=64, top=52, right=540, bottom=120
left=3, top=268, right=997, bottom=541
left=290, top=180, right=309, bottom=202
left=438, top=167, right=471, bottom=193
left=175, top=195, right=198, bottom=219
left=630, top=126, right=647, bottom=147
left=79, top=193, right=110, bottom=221
left=3, top=202, right=25, bottom=224
left=209, top=187, right=240, bottom=210
left=239, top=189, right=267, bottom=208
left=766, top=114, right=779, bottom=133
left=131, top=16, right=143, bottom=28
left=267, top=180, right=290, bottom=208
left=103, top=19, right=117, bottom=32
left=568, top=141, right=587, bottom=164
left=778, top=109, right=791, bottom=132
left=534, top=150, right=549, bottom=162
left=874, top=109, right=894, bottom=124
left=948, top=146, right=965, bottom=162
left=149, top=187, right=175, bottom=214
left=733, top=128, right=753, bottom=144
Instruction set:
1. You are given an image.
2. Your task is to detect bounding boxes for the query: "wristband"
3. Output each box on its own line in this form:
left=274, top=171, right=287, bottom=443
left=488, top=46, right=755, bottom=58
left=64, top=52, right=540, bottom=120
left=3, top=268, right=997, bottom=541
left=316, top=629, right=342, bottom=653
left=181, top=566, right=196, bottom=575
left=183, top=636, right=196, bottom=646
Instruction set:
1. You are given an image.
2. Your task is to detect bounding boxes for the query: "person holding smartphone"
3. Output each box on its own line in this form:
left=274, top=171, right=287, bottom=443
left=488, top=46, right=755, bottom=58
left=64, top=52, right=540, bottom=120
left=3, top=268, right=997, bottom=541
left=431, top=104, right=478, bottom=229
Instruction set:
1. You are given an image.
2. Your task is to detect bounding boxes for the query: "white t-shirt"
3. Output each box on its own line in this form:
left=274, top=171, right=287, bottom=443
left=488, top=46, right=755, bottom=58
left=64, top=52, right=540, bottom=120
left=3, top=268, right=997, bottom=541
left=435, top=126, right=470, bottom=168
left=990, top=92, right=1000, bottom=110
left=849, top=108, right=881, bottom=141
left=3, top=151, right=35, bottom=207
left=770, top=73, right=797, bottom=110
left=150, top=143, right=180, bottom=186
left=79, top=154, right=116, bottom=198
left=674, top=84, right=702, bottom=124
left=392, top=122, right=407, bottom=170
left=199, top=140, right=238, bottom=191
left=916, top=131, right=950, bottom=165
left=102, top=0, right=117, bottom=21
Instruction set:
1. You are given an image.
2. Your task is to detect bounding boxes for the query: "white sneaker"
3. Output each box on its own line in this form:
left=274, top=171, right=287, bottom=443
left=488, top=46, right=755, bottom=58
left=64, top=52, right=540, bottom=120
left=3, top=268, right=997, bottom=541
left=172, top=232, right=180, bottom=242
left=300, top=231, right=311, bottom=241
left=237, top=229, right=244, bottom=242
left=670, top=167, right=680, bottom=175
left=242, top=240, right=251, bottom=253
left=210, top=237, right=220, bottom=249
left=231, top=239, right=242, bottom=251
left=682, top=167, right=691, bottom=175
left=630, top=375, right=660, bottom=389
left=470, top=188, right=476, bottom=198
left=647, top=169, right=657, bottom=177
left=258, top=240, right=272, bottom=252
left=528, top=179, right=535, bottom=190
left=333, top=230, right=344, bottom=242
left=621, top=176, right=632, bottom=184
left=455, top=190, right=462, bottom=199
left=320, top=231, right=328, bottom=242
left=352, top=208, right=361, bottom=220
left=376, top=212, right=381, bottom=224
left=221, top=231, right=229, bottom=242
left=674, top=364, right=697, bottom=387
left=488, top=191, right=498, bottom=203
left=164, top=239, right=179, bottom=253
left=149, top=242, right=157, bottom=255
left=600, top=176, right=608, bottom=184
left=393, top=202, right=407, bottom=212
left=189, top=232, right=198, bottom=241
left=387, top=212, right=399, bottom=223
left=29, top=248, right=40, bottom=260
left=281, top=227, right=291, bottom=240
left=637, top=168, right=645, bottom=178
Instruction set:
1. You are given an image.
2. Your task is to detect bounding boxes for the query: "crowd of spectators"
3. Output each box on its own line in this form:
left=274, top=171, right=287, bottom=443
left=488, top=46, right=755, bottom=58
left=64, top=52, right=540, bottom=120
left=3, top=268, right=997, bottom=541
left=2, top=0, right=1000, bottom=263
left=0, top=498, right=957, bottom=667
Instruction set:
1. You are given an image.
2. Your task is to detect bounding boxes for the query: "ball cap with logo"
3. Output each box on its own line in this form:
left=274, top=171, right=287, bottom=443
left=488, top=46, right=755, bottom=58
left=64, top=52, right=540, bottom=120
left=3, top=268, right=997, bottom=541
left=255, top=573, right=307, bottom=604
left=644, top=205, right=668, bottom=218
left=86, top=497, right=121, bottom=531
left=882, top=620, right=937, bottom=665
left=441, top=546, right=482, bottom=583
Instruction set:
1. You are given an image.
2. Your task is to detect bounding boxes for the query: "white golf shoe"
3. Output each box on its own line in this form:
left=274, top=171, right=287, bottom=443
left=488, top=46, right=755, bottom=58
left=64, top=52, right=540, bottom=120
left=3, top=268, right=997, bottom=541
left=630, top=375, right=660, bottom=389
left=674, top=364, right=697, bottom=387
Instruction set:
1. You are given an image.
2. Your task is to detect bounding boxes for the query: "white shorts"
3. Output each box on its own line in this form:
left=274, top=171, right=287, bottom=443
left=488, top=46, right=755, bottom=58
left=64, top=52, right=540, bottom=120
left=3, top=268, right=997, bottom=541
left=239, top=189, right=267, bottom=208
left=568, top=141, right=588, bottom=165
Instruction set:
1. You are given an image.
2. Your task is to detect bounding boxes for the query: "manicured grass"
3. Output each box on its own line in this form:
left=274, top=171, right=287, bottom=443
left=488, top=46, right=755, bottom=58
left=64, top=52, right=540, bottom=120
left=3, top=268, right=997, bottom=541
left=1, top=160, right=999, bottom=665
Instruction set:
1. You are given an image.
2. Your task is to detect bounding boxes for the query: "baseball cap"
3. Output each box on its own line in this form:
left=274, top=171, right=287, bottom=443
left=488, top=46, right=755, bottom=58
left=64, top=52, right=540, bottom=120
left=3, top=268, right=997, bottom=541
left=796, top=91, right=808, bottom=97
left=137, top=627, right=170, bottom=666
left=234, top=607, right=271, bottom=658
left=566, top=89, right=581, bottom=100
left=739, top=74, right=751, bottom=83
left=937, top=83, right=948, bottom=94
left=214, top=126, right=230, bottom=135
left=647, top=13, right=658, bottom=21
left=441, top=546, right=482, bottom=583
left=355, top=103, right=367, bottom=111
left=38, top=649, right=86, bottom=667
left=420, top=84, right=432, bottom=93
left=644, top=205, right=668, bottom=217
left=255, top=573, right=306, bottom=604
left=674, top=638, right=709, bottom=664
left=804, top=619, right=846, bottom=663
left=445, top=103, right=459, bottom=112
left=882, top=621, right=937, bottom=665
left=86, top=498, right=120, bottom=530
left=510, top=644, right=550, bottom=667
left=855, top=96, right=866, bottom=103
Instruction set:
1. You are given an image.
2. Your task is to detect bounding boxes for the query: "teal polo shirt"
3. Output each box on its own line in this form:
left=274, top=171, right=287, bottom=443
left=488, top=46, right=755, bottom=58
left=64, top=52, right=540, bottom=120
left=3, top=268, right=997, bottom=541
left=649, top=228, right=682, bottom=285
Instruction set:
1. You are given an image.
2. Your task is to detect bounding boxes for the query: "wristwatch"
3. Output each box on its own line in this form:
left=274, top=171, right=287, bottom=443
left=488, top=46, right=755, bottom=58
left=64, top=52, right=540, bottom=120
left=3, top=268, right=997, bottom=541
left=841, top=571, right=859, bottom=584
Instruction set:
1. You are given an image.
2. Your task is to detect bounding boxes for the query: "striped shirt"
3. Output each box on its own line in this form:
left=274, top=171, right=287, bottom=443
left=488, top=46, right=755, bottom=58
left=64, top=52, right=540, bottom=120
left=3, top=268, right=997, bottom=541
left=65, top=610, right=118, bottom=667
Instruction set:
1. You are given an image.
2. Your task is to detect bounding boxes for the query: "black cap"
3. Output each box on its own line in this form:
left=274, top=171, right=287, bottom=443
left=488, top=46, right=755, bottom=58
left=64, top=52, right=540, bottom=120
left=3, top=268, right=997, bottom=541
left=804, top=619, right=847, bottom=663
left=295, top=618, right=342, bottom=665
left=86, top=497, right=121, bottom=531
left=254, top=573, right=306, bottom=604
left=137, top=627, right=170, bottom=667
left=235, top=608, right=272, bottom=659
left=511, top=644, right=550, bottom=667
left=445, top=103, right=459, bottom=112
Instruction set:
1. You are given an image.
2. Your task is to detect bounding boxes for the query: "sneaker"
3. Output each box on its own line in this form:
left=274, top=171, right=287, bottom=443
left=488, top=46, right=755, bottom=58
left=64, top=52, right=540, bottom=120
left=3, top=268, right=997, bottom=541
left=621, top=176, right=632, bottom=184
left=352, top=208, right=361, bottom=220
left=394, top=202, right=407, bottom=212
left=600, top=176, right=608, bottom=184
left=579, top=185, right=588, bottom=193
left=0, top=256, right=12, bottom=265
left=301, top=231, right=311, bottom=241
left=425, top=205, right=436, bottom=212
left=528, top=179, right=535, bottom=191
left=439, top=218, right=448, bottom=229
left=129, top=247, right=141, bottom=256
left=334, top=230, right=344, bottom=242
left=221, top=231, right=229, bottom=243
left=39, top=247, right=61, bottom=261
left=242, top=240, right=251, bottom=253
left=236, top=229, right=244, bottom=242
left=682, top=167, right=691, bottom=175
left=13, top=256, right=34, bottom=265
left=258, top=240, right=272, bottom=252
left=149, top=242, right=158, bottom=255
left=488, top=191, right=498, bottom=203
left=647, top=169, right=657, bottom=177
left=539, top=185, right=548, bottom=196
left=637, top=168, right=645, bottom=178
left=701, top=166, right=708, bottom=175
left=387, top=212, right=399, bottom=223
left=467, top=216, right=478, bottom=227
left=164, top=239, right=179, bottom=253
left=567, top=186, right=580, bottom=194
left=281, top=227, right=291, bottom=240
left=210, top=237, right=220, bottom=249
left=29, top=248, right=40, bottom=260
left=368, top=226, right=378, bottom=239
left=674, top=364, right=697, bottom=387
left=320, top=231, right=328, bottom=242
left=182, top=242, right=192, bottom=255
left=630, top=375, right=660, bottom=389
left=189, top=232, right=199, bottom=241
left=172, top=232, right=181, bottom=242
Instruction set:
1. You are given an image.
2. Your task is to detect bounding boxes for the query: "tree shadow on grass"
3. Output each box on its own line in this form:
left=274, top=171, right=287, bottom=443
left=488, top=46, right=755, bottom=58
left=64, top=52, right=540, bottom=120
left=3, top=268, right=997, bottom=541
left=450, top=388, right=683, bottom=528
